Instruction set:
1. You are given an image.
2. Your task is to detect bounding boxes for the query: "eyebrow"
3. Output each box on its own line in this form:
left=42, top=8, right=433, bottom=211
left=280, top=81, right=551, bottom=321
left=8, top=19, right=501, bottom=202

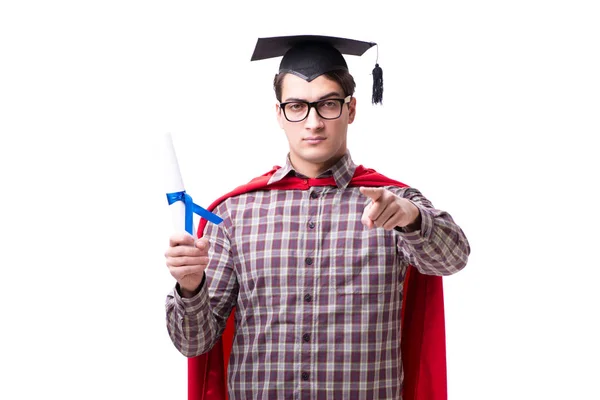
left=283, top=91, right=344, bottom=103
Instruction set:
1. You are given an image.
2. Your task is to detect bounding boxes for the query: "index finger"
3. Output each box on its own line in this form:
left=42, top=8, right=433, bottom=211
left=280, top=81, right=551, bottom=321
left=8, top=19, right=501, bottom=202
left=359, top=186, right=385, bottom=201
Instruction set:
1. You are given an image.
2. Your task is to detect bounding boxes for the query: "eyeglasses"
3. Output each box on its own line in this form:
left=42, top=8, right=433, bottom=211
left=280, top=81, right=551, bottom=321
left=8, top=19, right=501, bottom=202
left=279, top=95, right=352, bottom=122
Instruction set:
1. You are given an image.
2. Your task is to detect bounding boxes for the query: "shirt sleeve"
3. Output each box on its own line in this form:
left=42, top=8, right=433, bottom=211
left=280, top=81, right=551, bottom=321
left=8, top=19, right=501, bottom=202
left=392, top=187, right=470, bottom=276
left=165, top=203, right=239, bottom=357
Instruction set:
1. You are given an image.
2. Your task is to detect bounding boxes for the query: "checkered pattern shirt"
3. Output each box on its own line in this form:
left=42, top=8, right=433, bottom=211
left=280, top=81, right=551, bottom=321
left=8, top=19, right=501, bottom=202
left=166, top=153, right=470, bottom=399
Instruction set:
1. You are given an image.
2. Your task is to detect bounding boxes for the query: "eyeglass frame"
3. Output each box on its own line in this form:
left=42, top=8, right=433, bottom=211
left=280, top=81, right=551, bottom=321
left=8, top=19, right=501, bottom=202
left=279, top=95, right=352, bottom=122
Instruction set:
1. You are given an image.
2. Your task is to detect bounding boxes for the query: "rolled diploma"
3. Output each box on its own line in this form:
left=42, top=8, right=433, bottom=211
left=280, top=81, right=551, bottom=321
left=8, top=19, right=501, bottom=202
left=163, top=132, right=196, bottom=237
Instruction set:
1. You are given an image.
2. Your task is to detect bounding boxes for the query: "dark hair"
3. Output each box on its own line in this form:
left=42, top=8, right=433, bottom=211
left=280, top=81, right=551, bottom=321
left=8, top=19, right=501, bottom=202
left=273, top=70, right=356, bottom=102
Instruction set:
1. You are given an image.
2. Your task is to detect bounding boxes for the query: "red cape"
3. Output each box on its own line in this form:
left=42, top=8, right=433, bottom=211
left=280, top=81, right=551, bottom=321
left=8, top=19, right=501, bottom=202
left=188, top=165, right=447, bottom=400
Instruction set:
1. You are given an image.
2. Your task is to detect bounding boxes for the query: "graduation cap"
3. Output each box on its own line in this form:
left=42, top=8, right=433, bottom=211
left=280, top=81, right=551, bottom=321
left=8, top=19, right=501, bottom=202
left=250, top=35, right=383, bottom=104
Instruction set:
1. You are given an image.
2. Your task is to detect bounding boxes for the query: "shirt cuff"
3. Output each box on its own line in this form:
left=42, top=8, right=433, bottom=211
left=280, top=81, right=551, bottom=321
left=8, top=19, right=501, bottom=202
left=173, top=276, right=210, bottom=317
left=394, top=203, right=434, bottom=243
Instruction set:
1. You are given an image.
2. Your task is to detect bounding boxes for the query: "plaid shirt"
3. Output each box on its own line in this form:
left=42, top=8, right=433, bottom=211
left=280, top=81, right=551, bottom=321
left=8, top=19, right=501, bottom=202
left=166, top=153, right=470, bottom=399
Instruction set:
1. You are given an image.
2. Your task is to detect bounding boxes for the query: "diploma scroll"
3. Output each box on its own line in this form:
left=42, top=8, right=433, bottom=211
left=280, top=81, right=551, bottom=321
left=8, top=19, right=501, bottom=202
left=163, top=132, right=222, bottom=236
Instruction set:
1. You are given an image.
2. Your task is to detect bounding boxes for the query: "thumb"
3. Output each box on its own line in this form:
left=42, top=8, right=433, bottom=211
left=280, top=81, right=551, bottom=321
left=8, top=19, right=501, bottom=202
left=359, top=186, right=385, bottom=201
left=196, top=237, right=210, bottom=251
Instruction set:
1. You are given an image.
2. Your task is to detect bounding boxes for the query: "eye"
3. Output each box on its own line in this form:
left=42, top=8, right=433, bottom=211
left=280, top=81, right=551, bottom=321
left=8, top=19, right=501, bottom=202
left=321, top=100, right=338, bottom=108
left=287, top=102, right=307, bottom=112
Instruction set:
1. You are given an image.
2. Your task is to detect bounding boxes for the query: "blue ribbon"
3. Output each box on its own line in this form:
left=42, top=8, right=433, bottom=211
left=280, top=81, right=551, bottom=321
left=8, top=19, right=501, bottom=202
left=166, top=191, right=223, bottom=234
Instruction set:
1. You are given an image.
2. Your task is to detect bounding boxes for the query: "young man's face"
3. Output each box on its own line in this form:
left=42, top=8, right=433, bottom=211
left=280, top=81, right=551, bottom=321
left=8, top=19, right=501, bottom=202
left=276, top=74, right=356, bottom=173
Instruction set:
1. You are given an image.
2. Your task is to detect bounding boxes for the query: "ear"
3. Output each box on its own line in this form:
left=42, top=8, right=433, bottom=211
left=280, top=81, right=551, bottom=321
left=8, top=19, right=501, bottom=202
left=347, top=96, right=357, bottom=124
left=275, top=103, right=285, bottom=129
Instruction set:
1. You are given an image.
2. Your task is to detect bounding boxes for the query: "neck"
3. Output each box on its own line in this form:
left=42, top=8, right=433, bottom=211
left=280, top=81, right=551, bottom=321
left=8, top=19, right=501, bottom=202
left=289, top=154, right=344, bottom=178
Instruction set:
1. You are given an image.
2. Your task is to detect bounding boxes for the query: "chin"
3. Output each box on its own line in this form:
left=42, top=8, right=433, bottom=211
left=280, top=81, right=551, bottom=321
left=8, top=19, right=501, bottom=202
left=298, top=147, right=341, bottom=164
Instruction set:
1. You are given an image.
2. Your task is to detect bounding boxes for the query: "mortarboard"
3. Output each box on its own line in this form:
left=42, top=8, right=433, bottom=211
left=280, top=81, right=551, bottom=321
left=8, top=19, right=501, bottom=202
left=250, top=34, right=383, bottom=104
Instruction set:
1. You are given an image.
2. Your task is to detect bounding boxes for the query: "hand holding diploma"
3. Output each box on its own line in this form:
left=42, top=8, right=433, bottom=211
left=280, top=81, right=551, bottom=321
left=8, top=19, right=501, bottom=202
left=162, top=132, right=222, bottom=297
left=165, top=233, right=210, bottom=297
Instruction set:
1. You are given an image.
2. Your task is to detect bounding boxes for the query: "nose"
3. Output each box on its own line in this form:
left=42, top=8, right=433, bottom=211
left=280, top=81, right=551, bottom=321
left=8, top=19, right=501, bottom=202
left=304, top=105, right=324, bottom=130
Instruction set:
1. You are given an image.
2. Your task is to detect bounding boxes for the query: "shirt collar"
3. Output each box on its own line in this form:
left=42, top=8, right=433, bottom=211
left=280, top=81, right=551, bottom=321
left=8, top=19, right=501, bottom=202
left=268, top=151, right=357, bottom=189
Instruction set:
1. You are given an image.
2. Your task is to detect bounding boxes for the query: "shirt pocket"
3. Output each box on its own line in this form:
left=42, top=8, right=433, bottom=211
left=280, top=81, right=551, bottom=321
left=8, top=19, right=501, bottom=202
left=330, top=246, right=400, bottom=296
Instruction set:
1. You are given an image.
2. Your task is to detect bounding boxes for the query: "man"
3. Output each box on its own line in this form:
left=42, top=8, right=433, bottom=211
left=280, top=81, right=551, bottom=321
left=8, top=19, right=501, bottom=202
left=165, top=35, right=470, bottom=400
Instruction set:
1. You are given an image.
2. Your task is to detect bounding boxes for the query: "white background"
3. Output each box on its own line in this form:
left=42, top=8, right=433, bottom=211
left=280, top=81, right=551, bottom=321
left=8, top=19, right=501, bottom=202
left=1, top=1, right=599, bottom=399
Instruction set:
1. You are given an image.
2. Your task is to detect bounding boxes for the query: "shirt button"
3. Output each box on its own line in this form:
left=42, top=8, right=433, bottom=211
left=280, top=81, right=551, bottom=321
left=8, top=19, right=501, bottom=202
left=308, top=221, right=315, bottom=229
left=302, top=333, right=310, bottom=343
left=305, top=257, right=313, bottom=265
left=310, top=191, right=318, bottom=199
left=301, top=372, right=310, bottom=381
left=304, top=294, right=312, bottom=303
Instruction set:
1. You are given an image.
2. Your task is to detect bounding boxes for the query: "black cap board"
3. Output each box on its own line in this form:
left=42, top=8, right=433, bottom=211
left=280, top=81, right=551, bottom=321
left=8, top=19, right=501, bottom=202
left=250, top=35, right=383, bottom=104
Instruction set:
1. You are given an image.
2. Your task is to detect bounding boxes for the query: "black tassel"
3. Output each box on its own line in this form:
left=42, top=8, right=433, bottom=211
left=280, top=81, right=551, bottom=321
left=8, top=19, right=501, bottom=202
left=372, top=63, right=383, bottom=104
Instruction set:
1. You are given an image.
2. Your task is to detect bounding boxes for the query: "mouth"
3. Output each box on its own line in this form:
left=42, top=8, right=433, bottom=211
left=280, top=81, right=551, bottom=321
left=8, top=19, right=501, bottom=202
left=303, top=137, right=326, bottom=144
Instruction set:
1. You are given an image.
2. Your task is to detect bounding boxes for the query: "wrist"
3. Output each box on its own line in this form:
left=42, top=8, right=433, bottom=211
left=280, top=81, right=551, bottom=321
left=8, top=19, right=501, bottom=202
left=181, top=287, right=199, bottom=298
left=401, top=204, right=422, bottom=232
left=178, top=274, right=205, bottom=298
left=404, top=212, right=422, bottom=232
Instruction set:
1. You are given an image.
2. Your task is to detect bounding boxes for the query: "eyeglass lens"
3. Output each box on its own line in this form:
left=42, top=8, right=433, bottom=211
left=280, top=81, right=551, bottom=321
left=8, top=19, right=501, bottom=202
left=283, top=99, right=343, bottom=122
